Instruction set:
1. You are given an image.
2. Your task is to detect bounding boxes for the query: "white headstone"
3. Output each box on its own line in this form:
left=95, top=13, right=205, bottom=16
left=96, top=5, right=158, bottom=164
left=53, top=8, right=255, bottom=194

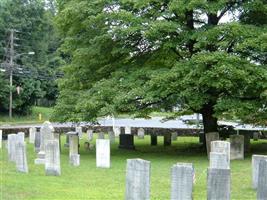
left=252, top=154, right=267, bottom=189
left=137, top=128, right=145, bottom=139
left=15, top=141, right=28, bottom=173
left=125, top=159, right=150, bottom=200
left=17, top=132, right=25, bottom=142
left=70, top=154, right=80, bottom=166
left=211, top=141, right=230, bottom=166
left=171, top=163, right=194, bottom=200
left=45, top=140, right=60, bottom=176
left=34, top=132, right=41, bottom=153
left=29, top=127, right=36, bottom=143
left=87, top=129, right=93, bottom=141
left=67, top=132, right=80, bottom=166
left=257, top=160, right=267, bottom=200
left=76, top=126, right=83, bottom=139
left=96, top=139, right=110, bottom=168
left=8, top=134, right=17, bottom=162
left=210, top=152, right=229, bottom=169
left=230, top=135, right=244, bottom=160
left=125, top=126, right=131, bottom=135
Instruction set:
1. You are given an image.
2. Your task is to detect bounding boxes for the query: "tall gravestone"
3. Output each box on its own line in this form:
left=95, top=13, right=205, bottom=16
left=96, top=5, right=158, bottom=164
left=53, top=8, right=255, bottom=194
left=257, top=160, right=267, bottom=200
left=45, top=140, right=61, bottom=176
left=171, top=163, right=194, bottom=200
left=210, top=152, right=229, bottom=169
left=0, top=130, right=2, bottom=149
left=230, top=135, right=244, bottom=160
left=34, top=131, right=41, bottom=153
left=96, top=139, right=110, bottom=168
left=125, top=126, right=131, bottom=135
left=108, top=131, right=115, bottom=144
left=76, top=126, right=83, bottom=139
left=252, top=154, right=267, bottom=189
left=211, top=141, right=230, bottom=166
left=8, top=134, right=17, bottom=162
left=67, top=131, right=80, bottom=166
left=87, top=129, right=93, bottom=141
left=35, top=121, right=54, bottom=164
left=172, top=132, right=178, bottom=141
left=29, top=127, right=36, bottom=144
left=125, top=159, right=150, bottom=200
left=207, top=168, right=231, bottom=200
left=205, top=132, right=219, bottom=158
left=137, top=128, right=145, bottom=139
left=15, top=141, right=28, bottom=173
left=113, top=127, right=121, bottom=137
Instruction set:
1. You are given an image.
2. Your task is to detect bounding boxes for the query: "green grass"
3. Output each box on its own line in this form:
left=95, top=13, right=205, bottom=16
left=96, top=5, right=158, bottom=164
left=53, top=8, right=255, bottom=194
left=0, top=106, right=53, bottom=125
left=1, top=136, right=267, bottom=200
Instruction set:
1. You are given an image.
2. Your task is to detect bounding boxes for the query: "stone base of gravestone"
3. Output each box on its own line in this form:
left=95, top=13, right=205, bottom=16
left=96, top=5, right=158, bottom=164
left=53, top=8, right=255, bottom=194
left=207, top=168, right=230, bottom=200
left=252, top=154, right=267, bottom=189
left=230, top=135, right=244, bottom=160
left=70, top=154, right=80, bottom=166
left=164, top=133, right=171, bottom=146
left=34, top=132, right=41, bottom=153
left=125, top=159, right=150, bottom=200
left=119, top=134, right=135, bottom=150
left=150, top=134, right=157, bottom=146
left=171, top=132, right=178, bottom=141
left=35, top=151, right=46, bottom=164
left=257, top=160, right=267, bottom=200
left=205, top=132, right=220, bottom=158
left=171, top=163, right=194, bottom=200
left=210, top=152, right=229, bottom=169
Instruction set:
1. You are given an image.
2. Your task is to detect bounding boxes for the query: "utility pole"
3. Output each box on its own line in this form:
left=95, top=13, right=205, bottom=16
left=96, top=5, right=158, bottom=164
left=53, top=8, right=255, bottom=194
left=9, top=29, right=14, bottom=119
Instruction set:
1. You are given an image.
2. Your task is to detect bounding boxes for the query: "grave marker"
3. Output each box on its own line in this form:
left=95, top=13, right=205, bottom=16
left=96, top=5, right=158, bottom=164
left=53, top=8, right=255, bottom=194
left=96, top=139, right=110, bottom=168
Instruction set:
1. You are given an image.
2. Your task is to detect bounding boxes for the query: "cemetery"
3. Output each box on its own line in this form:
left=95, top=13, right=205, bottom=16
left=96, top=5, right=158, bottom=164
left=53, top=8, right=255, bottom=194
left=1, top=123, right=267, bottom=199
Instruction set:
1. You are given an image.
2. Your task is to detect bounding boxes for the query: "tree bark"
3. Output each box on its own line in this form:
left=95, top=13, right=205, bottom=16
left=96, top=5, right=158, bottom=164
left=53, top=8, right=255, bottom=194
left=201, top=102, right=218, bottom=149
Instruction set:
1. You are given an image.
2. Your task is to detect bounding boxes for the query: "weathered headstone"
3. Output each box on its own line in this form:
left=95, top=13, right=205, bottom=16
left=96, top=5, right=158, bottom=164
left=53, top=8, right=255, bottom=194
left=0, top=130, right=2, bottom=149
left=257, top=160, right=267, bottom=200
left=207, top=168, right=231, bottom=200
left=113, top=127, right=121, bottom=137
left=17, top=132, right=25, bottom=142
left=137, top=128, right=145, bottom=139
left=87, top=129, right=93, bottom=141
left=29, top=127, right=36, bottom=144
left=171, top=163, right=194, bottom=200
left=34, top=131, right=41, bottom=153
left=164, top=133, right=172, bottom=146
left=45, top=140, right=61, bottom=176
left=211, top=140, right=230, bottom=165
left=70, top=154, right=80, bottom=166
left=252, top=154, right=267, bottom=189
left=15, top=141, right=28, bottom=173
left=172, top=132, right=178, bottom=141
left=96, top=139, right=110, bottom=168
left=125, top=126, right=131, bottom=135
left=67, top=131, right=80, bottom=166
left=108, top=131, right=115, bottom=144
left=35, top=121, right=54, bottom=164
left=8, top=134, right=17, bottom=162
left=210, top=152, right=229, bottom=169
left=119, top=134, right=135, bottom=150
left=230, top=135, right=244, bottom=160
left=253, top=132, right=259, bottom=141
left=98, top=132, right=105, bottom=139
left=205, top=132, right=219, bottom=158
left=76, top=126, right=83, bottom=139
left=125, top=159, right=150, bottom=200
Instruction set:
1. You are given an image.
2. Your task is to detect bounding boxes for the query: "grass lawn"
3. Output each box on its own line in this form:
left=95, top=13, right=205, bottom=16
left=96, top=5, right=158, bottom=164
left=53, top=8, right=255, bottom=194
left=0, top=107, right=53, bottom=125
left=1, top=135, right=267, bottom=200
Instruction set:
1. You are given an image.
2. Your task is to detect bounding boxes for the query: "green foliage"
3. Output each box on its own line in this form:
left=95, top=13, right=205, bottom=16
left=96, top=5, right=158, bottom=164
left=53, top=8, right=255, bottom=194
left=0, top=0, right=61, bottom=114
left=54, top=0, right=267, bottom=129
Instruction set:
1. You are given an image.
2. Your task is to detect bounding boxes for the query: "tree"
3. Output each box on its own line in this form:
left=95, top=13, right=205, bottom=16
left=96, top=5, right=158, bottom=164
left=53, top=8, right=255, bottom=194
left=54, top=0, right=267, bottom=143
left=0, top=0, right=61, bottom=114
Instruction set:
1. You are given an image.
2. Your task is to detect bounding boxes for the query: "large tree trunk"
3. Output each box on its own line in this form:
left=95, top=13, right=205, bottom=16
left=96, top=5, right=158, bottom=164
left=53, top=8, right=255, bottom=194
left=201, top=102, right=218, bottom=149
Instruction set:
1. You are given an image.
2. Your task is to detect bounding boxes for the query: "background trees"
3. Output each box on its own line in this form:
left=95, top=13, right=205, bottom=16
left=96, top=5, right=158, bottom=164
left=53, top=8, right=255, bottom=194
left=0, top=0, right=62, bottom=115
left=53, top=0, right=267, bottom=135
